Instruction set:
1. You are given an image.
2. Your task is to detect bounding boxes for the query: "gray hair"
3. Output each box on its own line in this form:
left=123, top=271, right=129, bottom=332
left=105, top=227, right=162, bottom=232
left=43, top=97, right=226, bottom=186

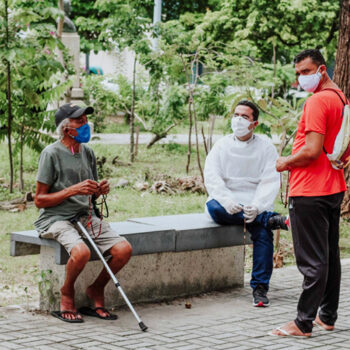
left=56, top=118, right=70, bottom=140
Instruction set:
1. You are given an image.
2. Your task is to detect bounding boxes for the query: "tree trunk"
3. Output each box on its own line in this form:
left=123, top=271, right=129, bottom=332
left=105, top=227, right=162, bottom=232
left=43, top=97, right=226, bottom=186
left=57, top=0, right=64, bottom=40
left=6, top=61, right=14, bottom=193
left=180, top=53, right=193, bottom=175
left=130, top=55, right=137, bottom=162
left=201, top=126, right=208, bottom=156
left=208, top=114, right=216, bottom=151
left=333, top=0, right=350, bottom=217
left=186, top=97, right=193, bottom=174
left=271, top=42, right=276, bottom=99
left=5, top=0, right=14, bottom=193
left=146, top=123, right=176, bottom=149
left=135, top=125, right=140, bottom=157
left=333, top=0, right=350, bottom=98
left=19, top=123, right=24, bottom=192
left=191, top=91, right=205, bottom=186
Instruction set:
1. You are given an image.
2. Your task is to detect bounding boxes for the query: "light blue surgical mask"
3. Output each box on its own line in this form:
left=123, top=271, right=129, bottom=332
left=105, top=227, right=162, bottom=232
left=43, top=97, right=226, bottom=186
left=73, top=123, right=91, bottom=143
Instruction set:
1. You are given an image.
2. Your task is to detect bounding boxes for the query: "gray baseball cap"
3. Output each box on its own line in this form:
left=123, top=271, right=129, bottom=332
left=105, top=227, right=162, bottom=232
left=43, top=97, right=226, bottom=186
left=55, top=103, right=94, bottom=127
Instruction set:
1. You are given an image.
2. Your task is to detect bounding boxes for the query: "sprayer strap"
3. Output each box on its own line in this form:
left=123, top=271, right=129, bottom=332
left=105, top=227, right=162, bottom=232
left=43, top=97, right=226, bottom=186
left=322, top=88, right=347, bottom=105
left=321, top=89, right=348, bottom=155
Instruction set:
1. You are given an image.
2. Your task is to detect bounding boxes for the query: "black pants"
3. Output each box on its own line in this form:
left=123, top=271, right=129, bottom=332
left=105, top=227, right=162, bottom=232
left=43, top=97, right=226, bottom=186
left=289, top=192, right=344, bottom=333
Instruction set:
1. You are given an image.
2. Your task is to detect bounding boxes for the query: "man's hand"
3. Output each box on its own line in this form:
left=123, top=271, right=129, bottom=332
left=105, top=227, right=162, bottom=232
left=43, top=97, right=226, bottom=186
left=35, top=179, right=99, bottom=209
left=276, top=132, right=324, bottom=171
left=276, top=156, right=291, bottom=172
left=226, top=202, right=243, bottom=215
left=243, top=205, right=259, bottom=223
left=73, top=179, right=99, bottom=196
left=97, top=179, right=110, bottom=196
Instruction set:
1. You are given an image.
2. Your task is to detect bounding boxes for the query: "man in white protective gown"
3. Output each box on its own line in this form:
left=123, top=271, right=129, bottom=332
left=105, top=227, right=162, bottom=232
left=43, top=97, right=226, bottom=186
left=204, top=100, right=288, bottom=307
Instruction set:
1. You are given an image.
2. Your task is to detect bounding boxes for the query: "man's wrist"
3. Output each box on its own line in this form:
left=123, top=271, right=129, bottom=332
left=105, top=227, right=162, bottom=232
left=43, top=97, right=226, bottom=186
left=66, top=185, right=78, bottom=198
left=285, top=155, right=293, bottom=170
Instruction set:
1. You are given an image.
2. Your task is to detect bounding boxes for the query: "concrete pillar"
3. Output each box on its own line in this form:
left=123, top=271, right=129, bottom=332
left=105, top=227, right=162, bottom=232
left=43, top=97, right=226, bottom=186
left=61, top=32, right=84, bottom=103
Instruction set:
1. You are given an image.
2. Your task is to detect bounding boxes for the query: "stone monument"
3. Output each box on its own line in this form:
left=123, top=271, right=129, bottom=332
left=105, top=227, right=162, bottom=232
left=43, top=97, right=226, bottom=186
left=61, top=0, right=84, bottom=103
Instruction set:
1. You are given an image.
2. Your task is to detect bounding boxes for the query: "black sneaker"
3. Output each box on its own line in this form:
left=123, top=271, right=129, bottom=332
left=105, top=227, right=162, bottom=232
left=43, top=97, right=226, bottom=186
left=253, top=284, right=270, bottom=307
left=267, top=215, right=289, bottom=231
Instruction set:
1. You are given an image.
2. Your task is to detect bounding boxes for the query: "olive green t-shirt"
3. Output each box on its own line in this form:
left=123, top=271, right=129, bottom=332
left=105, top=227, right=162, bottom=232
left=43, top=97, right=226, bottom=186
left=34, top=141, right=98, bottom=233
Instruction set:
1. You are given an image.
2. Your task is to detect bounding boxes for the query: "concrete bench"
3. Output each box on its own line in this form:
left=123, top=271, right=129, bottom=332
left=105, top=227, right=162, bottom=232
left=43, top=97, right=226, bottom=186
left=11, top=213, right=251, bottom=311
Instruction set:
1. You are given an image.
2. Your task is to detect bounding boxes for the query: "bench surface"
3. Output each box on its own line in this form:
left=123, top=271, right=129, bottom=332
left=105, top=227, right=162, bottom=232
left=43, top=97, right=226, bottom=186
left=11, top=213, right=251, bottom=264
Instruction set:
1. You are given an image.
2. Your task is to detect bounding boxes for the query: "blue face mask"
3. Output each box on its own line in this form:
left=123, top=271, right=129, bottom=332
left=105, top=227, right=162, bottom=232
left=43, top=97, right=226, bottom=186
left=73, top=123, right=91, bottom=143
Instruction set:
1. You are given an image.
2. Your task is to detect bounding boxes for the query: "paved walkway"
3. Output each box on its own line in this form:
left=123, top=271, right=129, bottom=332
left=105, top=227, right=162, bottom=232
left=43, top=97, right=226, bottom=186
left=1, top=260, right=350, bottom=350
left=90, top=133, right=223, bottom=145
left=90, top=133, right=281, bottom=145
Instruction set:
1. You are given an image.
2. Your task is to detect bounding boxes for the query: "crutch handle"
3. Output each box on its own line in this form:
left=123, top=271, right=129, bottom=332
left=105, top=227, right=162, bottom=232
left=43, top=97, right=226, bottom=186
left=70, top=212, right=86, bottom=225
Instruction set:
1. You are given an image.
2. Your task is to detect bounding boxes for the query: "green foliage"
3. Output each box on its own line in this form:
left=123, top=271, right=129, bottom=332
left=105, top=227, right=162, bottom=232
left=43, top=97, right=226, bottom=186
left=0, top=0, right=69, bottom=129
left=161, top=143, right=188, bottom=155
left=96, top=0, right=152, bottom=56
left=36, top=269, right=59, bottom=306
left=83, top=74, right=188, bottom=139
left=195, top=74, right=229, bottom=120
left=70, top=0, right=112, bottom=54
left=227, top=88, right=306, bottom=155
left=143, top=0, right=222, bottom=21
left=0, top=0, right=71, bottom=190
left=195, top=0, right=339, bottom=63
left=148, top=84, right=187, bottom=134
left=83, top=75, right=123, bottom=132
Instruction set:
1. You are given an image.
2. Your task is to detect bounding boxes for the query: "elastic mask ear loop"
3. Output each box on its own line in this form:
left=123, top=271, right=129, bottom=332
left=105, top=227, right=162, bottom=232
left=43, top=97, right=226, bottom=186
left=65, top=126, right=75, bottom=154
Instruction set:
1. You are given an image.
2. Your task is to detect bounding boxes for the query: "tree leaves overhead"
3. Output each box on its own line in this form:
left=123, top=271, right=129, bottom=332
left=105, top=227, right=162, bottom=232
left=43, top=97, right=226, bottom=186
left=0, top=0, right=71, bottom=188
left=96, top=0, right=152, bottom=54
left=70, top=0, right=112, bottom=53
left=197, top=0, right=339, bottom=63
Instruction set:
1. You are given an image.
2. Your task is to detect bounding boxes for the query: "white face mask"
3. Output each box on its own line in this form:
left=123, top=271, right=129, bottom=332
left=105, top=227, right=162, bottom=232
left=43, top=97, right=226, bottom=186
left=298, top=66, right=322, bottom=93
left=231, top=116, right=252, bottom=137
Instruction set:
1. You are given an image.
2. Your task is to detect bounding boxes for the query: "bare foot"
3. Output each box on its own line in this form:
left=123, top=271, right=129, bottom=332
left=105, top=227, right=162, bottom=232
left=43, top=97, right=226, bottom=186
left=86, top=285, right=110, bottom=318
left=60, top=287, right=82, bottom=321
left=314, top=315, right=334, bottom=331
left=271, top=321, right=312, bottom=337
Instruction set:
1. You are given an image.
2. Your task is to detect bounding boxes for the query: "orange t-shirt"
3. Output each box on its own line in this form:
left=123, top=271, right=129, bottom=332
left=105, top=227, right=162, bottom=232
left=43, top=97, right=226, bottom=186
left=289, top=89, right=347, bottom=197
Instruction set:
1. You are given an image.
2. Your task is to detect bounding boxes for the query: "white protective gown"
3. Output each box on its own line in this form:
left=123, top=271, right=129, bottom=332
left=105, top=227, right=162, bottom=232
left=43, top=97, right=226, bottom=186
left=204, top=134, right=280, bottom=214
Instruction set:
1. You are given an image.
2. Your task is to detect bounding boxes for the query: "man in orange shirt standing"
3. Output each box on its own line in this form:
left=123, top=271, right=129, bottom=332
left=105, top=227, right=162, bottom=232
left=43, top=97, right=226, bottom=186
left=272, top=49, right=347, bottom=337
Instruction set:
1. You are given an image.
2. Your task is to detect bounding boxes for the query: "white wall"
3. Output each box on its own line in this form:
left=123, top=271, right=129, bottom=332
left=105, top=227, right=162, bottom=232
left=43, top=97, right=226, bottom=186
left=80, top=48, right=136, bottom=80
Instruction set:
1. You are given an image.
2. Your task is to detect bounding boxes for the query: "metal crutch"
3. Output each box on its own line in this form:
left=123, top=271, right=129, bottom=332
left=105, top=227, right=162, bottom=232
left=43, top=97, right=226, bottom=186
left=71, top=215, right=148, bottom=331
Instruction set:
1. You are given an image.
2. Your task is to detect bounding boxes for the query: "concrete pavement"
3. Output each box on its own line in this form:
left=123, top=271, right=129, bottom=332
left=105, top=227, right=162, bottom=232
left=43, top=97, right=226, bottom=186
left=1, top=260, right=350, bottom=349
left=90, top=133, right=223, bottom=145
left=90, top=133, right=281, bottom=146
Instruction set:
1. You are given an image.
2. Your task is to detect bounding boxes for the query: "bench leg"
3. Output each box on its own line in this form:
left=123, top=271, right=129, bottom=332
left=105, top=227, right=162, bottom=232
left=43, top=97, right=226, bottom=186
left=39, top=246, right=104, bottom=311
left=39, top=246, right=64, bottom=311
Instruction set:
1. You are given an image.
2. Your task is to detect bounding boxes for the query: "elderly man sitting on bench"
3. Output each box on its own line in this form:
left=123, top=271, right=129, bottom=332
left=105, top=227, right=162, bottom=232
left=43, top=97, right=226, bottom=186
left=34, top=103, right=132, bottom=323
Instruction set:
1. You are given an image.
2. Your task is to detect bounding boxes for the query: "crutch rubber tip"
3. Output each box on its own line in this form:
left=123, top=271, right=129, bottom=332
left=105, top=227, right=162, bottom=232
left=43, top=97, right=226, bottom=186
left=139, top=321, right=148, bottom=332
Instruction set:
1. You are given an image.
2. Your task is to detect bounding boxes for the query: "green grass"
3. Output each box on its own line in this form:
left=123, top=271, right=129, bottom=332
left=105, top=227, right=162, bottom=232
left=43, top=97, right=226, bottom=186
left=100, top=116, right=230, bottom=136
left=0, top=206, right=40, bottom=307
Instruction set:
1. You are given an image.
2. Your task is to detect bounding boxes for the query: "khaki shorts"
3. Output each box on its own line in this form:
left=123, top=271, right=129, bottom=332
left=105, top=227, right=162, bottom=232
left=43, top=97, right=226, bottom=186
left=41, top=216, right=127, bottom=255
